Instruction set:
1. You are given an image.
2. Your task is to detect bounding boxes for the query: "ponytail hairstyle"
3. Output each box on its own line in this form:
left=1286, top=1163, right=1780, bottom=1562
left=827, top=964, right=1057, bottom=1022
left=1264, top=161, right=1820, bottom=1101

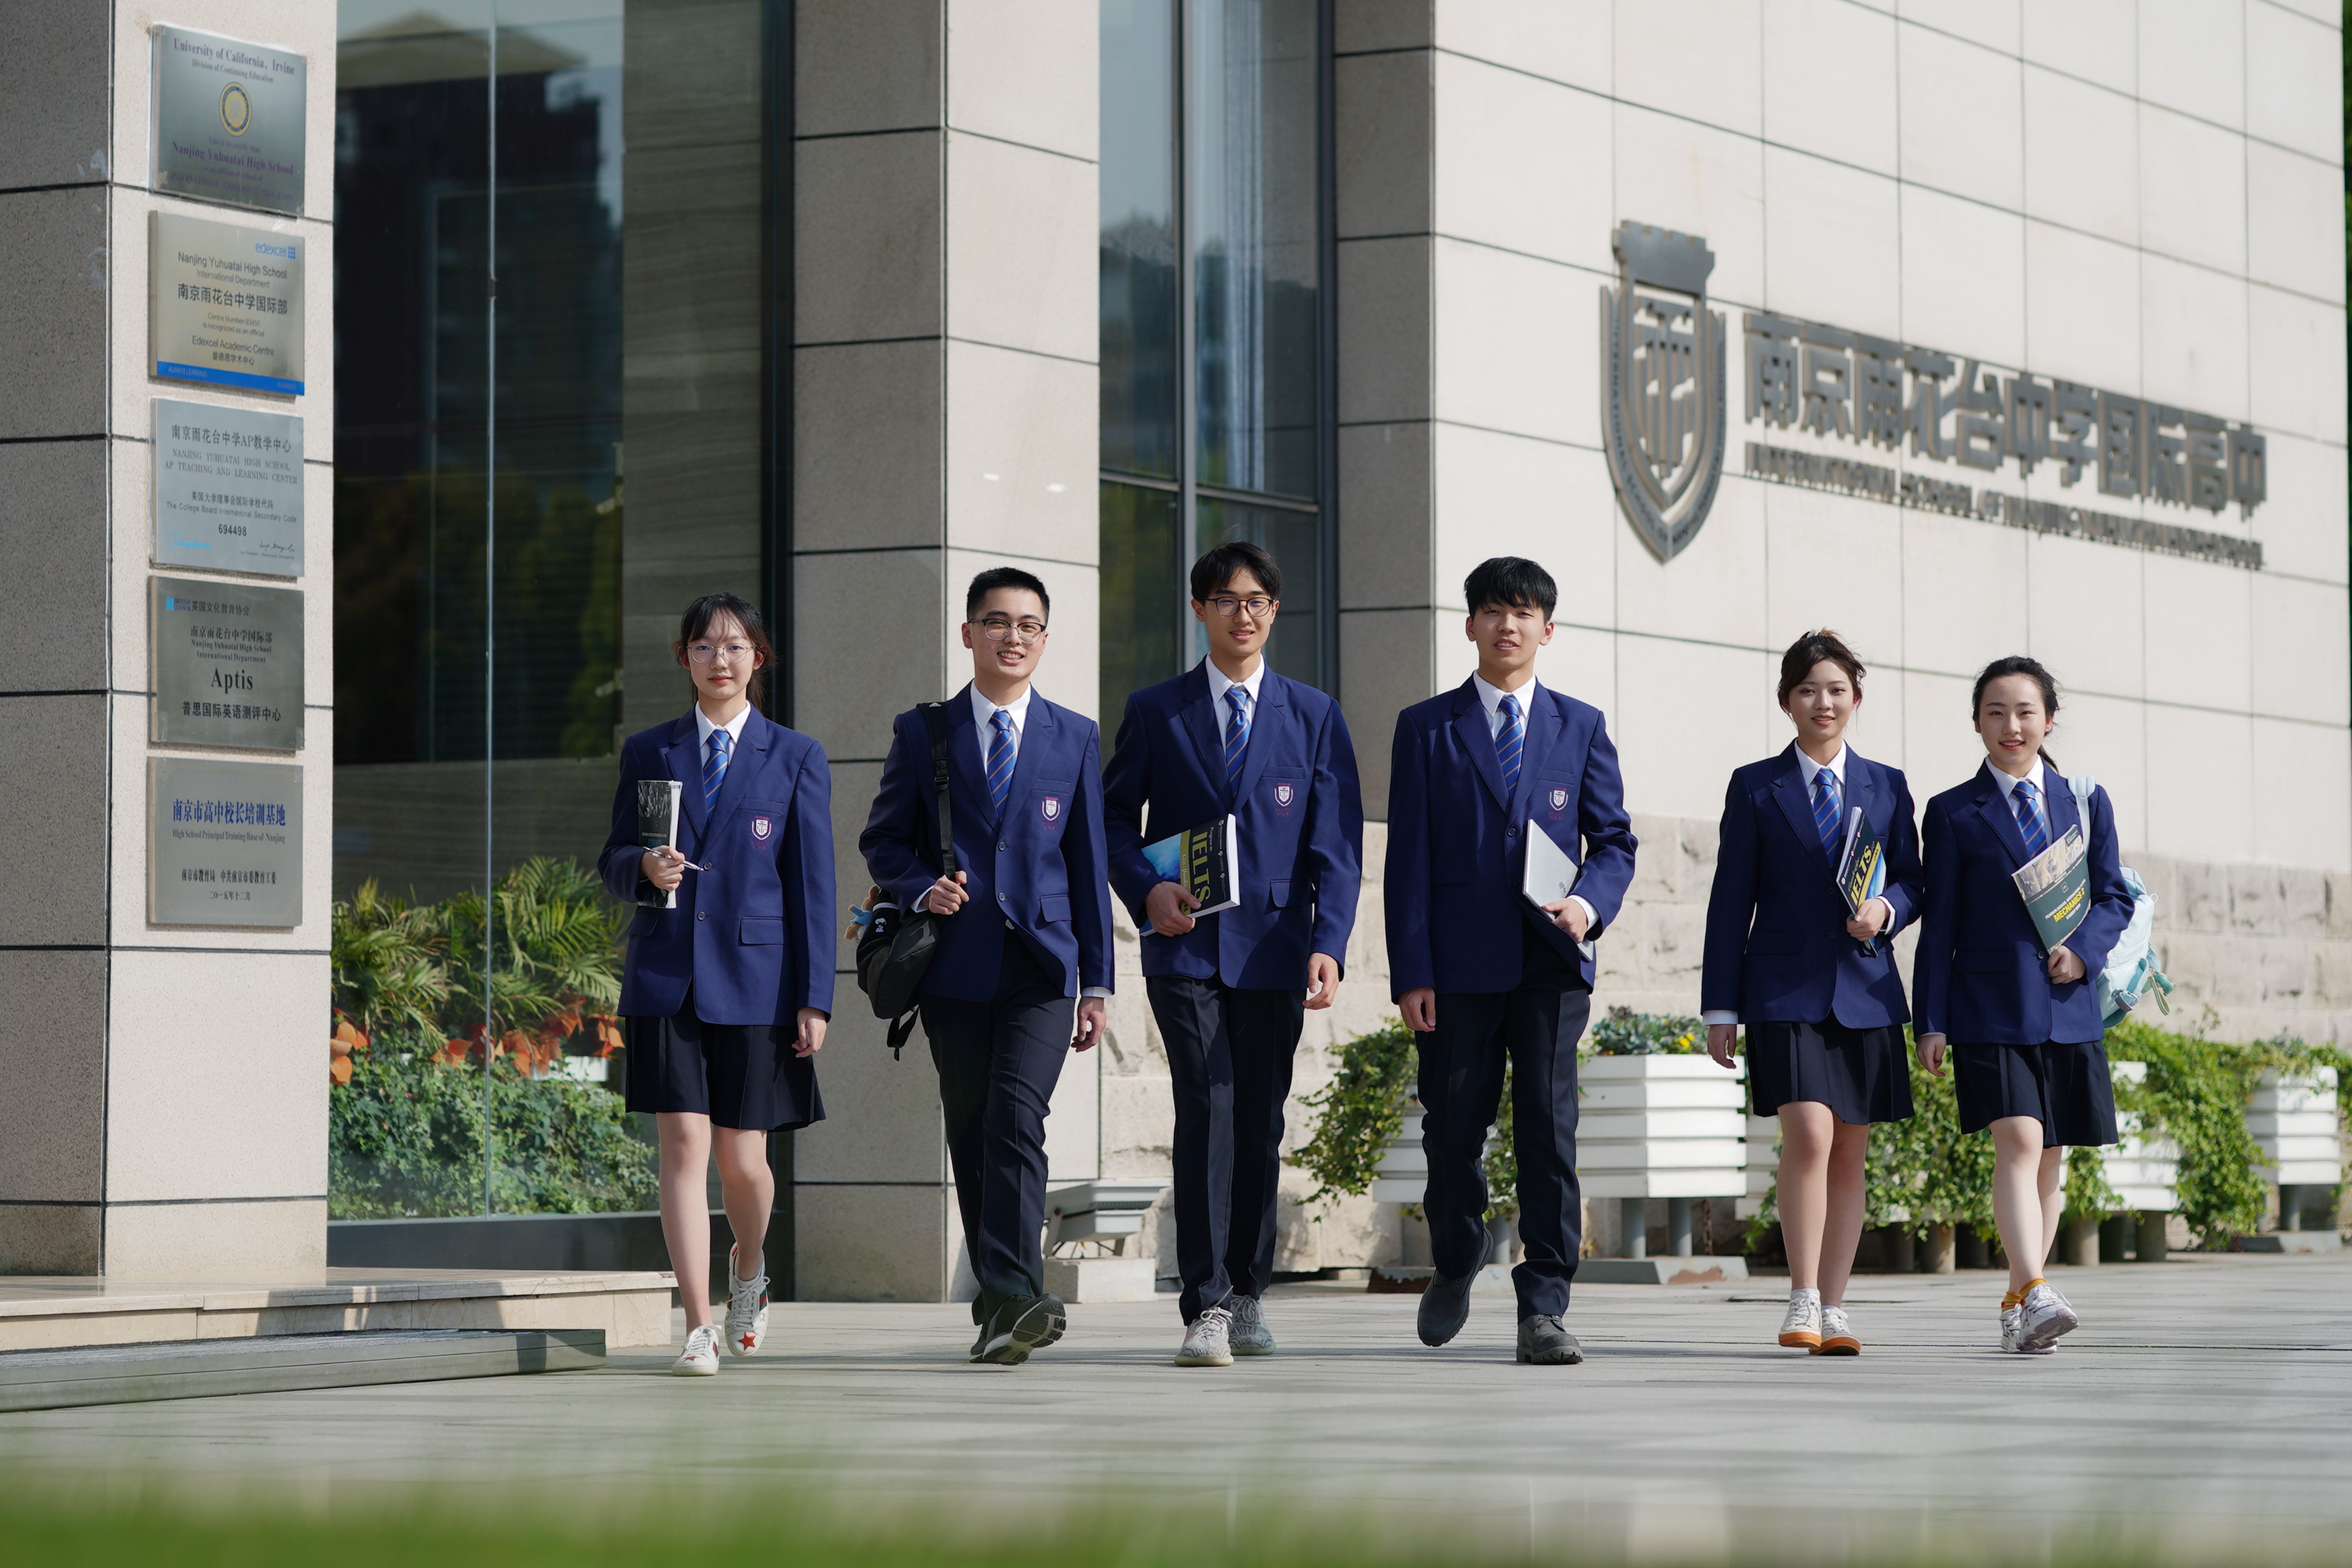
left=1970, top=654, right=2061, bottom=771
left=675, top=592, right=775, bottom=706
left=1776, top=629, right=1866, bottom=709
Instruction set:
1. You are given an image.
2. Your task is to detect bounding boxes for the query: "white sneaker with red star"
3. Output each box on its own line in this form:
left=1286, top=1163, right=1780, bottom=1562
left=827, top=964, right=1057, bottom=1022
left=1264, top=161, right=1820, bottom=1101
left=724, top=1244, right=770, bottom=1358
left=671, top=1323, right=720, bottom=1376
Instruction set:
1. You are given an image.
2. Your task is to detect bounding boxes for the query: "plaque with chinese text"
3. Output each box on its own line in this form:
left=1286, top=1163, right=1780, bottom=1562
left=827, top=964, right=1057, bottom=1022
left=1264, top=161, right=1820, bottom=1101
left=152, top=398, right=304, bottom=575
left=152, top=26, right=307, bottom=215
left=151, top=576, right=305, bottom=752
left=149, top=758, right=303, bottom=927
left=149, top=211, right=305, bottom=396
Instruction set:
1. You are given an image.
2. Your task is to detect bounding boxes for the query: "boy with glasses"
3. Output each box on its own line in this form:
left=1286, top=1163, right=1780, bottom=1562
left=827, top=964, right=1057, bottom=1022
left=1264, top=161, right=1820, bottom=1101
left=1102, top=542, right=1364, bottom=1367
left=859, top=567, right=1114, bottom=1365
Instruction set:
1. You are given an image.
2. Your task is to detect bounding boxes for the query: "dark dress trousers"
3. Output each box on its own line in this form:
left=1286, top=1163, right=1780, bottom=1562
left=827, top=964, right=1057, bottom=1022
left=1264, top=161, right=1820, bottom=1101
left=1700, top=745, right=1924, bottom=1125
left=1102, top=664, right=1364, bottom=1321
left=859, top=686, right=1114, bottom=1320
left=596, top=709, right=835, bottom=1132
left=1384, top=680, right=1639, bottom=1316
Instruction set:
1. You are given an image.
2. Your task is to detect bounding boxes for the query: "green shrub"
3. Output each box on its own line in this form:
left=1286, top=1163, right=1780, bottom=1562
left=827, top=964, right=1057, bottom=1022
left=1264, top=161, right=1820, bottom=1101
left=1293, top=1023, right=1415, bottom=1211
left=1588, top=1006, right=1704, bottom=1055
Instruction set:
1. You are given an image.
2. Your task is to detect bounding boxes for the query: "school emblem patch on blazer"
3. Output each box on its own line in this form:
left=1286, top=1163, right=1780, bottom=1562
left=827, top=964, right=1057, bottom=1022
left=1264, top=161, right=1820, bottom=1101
left=1274, top=783, right=1294, bottom=808
left=1549, top=786, right=1569, bottom=814
left=1041, top=797, right=1061, bottom=822
left=751, top=815, right=772, bottom=841
left=1600, top=220, right=1728, bottom=562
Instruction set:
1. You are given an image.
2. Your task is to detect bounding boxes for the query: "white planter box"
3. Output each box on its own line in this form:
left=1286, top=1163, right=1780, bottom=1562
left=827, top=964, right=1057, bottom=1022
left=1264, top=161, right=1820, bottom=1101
left=1577, top=1056, right=1746, bottom=1200
left=2247, top=1068, right=2341, bottom=1187
left=1739, top=1113, right=1777, bottom=1220
left=1045, top=1180, right=1166, bottom=1244
left=2103, top=1060, right=2180, bottom=1211
left=1370, top=1108, right=1428, bottom=1204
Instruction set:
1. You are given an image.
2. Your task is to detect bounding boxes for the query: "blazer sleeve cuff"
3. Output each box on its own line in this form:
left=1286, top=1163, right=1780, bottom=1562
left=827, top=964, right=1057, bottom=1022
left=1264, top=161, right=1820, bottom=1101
left=1701, top=1009, right=1738, bottom=1027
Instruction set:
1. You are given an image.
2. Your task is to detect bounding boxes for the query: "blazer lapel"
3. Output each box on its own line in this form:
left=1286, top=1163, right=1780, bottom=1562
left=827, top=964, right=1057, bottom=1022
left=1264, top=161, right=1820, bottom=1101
left=1004, top=693, right=1057, bottom=819
left=1177, top=665, right=1229, bottom=804
left=704, top=709, right=770, bottom=841
left=1771, top=746, right=1835, bottom=877
left=1974, top=765, right=2033, bottom=870
left=662, top=714, right=706, bottom=843
left=1511, top=688, right=1564, bottom=823
left=2045, top=771, right=2084, bottom=846
left=943, top=688, right=993, bottom=823
left=1233, top=673, right=1289, bottom=806
left=1450, top=681, right=1511, bottom=816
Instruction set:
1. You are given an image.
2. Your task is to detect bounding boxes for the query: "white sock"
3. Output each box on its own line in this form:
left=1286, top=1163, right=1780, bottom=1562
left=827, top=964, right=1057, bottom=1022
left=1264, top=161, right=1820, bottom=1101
left=1790, top=1287, right=1821, bottom=1305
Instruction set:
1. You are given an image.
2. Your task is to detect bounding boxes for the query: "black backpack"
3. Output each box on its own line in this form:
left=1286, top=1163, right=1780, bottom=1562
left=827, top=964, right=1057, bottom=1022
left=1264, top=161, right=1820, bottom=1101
left=856, top=703, right=954, bottom=1057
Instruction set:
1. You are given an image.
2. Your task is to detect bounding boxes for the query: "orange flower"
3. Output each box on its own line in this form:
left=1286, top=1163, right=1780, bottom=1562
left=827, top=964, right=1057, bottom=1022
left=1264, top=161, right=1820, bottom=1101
left=329, top=1055, right=354, bottom=1086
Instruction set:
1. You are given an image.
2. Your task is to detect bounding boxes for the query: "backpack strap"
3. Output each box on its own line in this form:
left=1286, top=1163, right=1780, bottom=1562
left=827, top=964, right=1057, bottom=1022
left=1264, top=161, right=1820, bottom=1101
left=918, top=702, right=957, bottom=878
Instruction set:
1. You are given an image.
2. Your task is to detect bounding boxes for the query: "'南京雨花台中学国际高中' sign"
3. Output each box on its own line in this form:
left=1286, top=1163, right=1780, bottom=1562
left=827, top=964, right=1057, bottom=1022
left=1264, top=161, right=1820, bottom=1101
left=150, top=211, right=305, bottom=397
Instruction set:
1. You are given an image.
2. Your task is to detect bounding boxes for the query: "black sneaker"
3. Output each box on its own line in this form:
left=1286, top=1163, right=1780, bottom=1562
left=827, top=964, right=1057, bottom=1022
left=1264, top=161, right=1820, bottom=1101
left=1516, top=1313, right=1583, bottom=1365
left=971, top=1294, right=1068, bottom=1365
left=1416, top=1271, right=1477, bottom=1347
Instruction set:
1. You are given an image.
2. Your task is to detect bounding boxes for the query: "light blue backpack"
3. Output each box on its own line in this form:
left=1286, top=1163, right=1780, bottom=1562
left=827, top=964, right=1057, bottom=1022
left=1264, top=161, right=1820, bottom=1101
left=2066, top=774, right=2174, bottom=1027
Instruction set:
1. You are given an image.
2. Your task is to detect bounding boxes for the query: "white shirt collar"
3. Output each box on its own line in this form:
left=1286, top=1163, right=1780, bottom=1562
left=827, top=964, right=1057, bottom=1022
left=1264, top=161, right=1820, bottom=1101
left=1791, top=743, right=1848, bottom=791
left=969, top=682, right=1034, bottom=737
left=1987, top=757, right=2048, bottom=807
left=694, top=704, right=752, bottom=757
left=1203, top=657, right=1266, bottom=710
left=1472, top=672, right=1541, bottom=734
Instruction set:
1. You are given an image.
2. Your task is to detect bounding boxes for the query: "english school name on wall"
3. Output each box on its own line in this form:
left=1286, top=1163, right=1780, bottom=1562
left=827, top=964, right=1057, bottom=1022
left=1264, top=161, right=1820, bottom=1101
left=1599, top=222, right=2267, bottom=571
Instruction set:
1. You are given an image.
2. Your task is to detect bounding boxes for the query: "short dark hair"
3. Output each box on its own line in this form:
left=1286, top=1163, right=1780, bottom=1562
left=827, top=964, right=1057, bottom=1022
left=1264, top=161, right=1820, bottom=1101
left=673, top=592, right=774, bottom=703
left=1189, top=540, right=1282, bottom=602
left=1971, top=654, right=2060, bottom=719
left=965, top=566, right=1050, bottom=623
left=1463, top=556, right=1557, bottom=620
left=1778, top=629, right=1866, bottom=706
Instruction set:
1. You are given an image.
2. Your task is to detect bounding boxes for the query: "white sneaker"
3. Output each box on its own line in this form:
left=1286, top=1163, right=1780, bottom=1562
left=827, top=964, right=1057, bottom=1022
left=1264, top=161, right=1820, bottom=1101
left=1175, top=1306, right=1235, bottom=1367
left=1818, top=1303, right=1860, bottom=1355
left=1999, top=1302, right=2053, bottom=1354
left=671, top=1323, right=721, bottom=1376
left=2017, top=1281, right=2078, bottom=1352
left=724, top=1244, right=770, bottom=1358
left=1777, top=1293, right=1822, bottom=1350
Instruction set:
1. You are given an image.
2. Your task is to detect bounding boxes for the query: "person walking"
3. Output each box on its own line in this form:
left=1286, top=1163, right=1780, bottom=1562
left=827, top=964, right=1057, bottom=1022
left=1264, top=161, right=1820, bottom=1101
left=1701, top=630, right=1922, bottom=1355
left=598, top=592, right=834, bottom=1376
left=1102, top=541, right=1364, bottom=1368
left=1913, top=656, right=2134, bottom=1355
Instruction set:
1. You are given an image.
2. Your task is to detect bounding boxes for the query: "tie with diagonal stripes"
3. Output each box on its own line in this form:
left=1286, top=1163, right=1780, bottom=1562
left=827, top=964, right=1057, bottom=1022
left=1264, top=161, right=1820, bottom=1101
left=703, top=727, right=731, bottom=813
left=986, top=709, right=1016, bottom=819
left=1495, top=693, right=1524, bottom=801
left=1223, top=687, right=1250, bottom=794
left=1812, top=768, right=1843, bottom=855
left=2013, top=777, right=2050, bottom=858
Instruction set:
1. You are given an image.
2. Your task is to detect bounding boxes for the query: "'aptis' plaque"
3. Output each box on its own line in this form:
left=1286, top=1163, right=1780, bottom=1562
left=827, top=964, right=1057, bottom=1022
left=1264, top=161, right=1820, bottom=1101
left=151, top=576, right=305, bottom=751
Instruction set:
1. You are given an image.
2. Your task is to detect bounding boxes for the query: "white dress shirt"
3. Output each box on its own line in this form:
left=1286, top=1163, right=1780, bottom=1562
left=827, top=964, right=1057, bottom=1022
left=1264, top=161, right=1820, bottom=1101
left=1204, top=657, right=1266, bottom=739
left=1987, top=757, right=2051, bottom=835
left=1701, top=742, right=1895, bottom=1028
left=694, top=703, right=752, bottom=771
left=965, top=684, right=1106, bottom=999
left=1471, top=672, right=1597, bottom=934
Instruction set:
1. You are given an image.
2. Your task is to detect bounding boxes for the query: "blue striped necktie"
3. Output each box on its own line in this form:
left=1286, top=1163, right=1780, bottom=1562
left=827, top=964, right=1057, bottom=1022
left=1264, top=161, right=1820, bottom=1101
left=1811, top=768, right=1843, bottom=854
left=1223, top=687, right=1250, bottom=794
left=985, top=709, right=1016, bottom=819
left=1495, top=693, right=1524, bottom=800
left=2013, top=777, right=2050, bottom=858
left=703, top=727, right=731, bottom=813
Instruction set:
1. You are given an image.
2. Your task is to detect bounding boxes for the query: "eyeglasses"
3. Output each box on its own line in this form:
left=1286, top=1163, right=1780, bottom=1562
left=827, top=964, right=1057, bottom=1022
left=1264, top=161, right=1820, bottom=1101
left=687, top=641, right=755, bottom=664
left=974, top=617, right=1049, bottom=644
left=1206, top=596, right=1275, bottom=619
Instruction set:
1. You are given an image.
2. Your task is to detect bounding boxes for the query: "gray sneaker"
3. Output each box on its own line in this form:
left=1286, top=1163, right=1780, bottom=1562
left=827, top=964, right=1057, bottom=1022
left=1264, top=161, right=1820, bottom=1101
left=1175, top=1306, right=1235, bottom=1367
left=1227, top=1295, right=1275, bottom=1356
left=1516, top=1313, right=1583, bottom=1365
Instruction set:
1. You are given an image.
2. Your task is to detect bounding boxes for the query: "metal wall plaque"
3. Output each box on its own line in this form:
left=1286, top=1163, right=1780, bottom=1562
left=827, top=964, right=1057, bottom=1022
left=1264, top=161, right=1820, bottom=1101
left=150, top=758, right=304, bottom=927
left=152, top=398, right=304, bottom=575
left=151, top=577, right=305, bottom=751
left=150, top=210, right=305, bottom=396
left=152, top=26, right=307, bottom=215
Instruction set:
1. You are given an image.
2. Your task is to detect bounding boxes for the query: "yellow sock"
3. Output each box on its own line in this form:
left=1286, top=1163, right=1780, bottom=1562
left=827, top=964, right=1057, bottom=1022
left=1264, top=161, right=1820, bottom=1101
left=2025, top=1276, right=2048, bottom=1293
left=2001, top=1290, right=2023, bottom=1310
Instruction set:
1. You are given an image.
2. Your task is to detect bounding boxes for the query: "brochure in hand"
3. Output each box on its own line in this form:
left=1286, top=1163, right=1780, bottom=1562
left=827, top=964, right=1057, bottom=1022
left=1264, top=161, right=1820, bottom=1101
left=1834, top=806, right=1888, bottom=955
left=1143, top=814, right=1240, bottom=917
left=1521, top=820, right=1597, bottom=961
left=636, top=778, right=683, bottom=909
left=2010, top=823, right=2090, bottom=953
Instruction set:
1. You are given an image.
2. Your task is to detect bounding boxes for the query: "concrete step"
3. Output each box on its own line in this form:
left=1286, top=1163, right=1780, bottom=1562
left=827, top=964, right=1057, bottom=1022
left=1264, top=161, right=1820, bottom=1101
left=0, top=1328, right=604, bottom=1413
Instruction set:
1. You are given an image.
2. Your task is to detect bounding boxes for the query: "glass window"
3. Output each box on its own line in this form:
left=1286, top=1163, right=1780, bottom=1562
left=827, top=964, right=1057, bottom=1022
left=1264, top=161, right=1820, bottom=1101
left=1100, top=0, right=1329, bottom=717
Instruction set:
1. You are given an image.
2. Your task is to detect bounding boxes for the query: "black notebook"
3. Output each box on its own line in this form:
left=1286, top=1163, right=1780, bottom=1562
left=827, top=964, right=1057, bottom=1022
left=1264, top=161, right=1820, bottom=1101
left=636, top=778, right=682, bottom=909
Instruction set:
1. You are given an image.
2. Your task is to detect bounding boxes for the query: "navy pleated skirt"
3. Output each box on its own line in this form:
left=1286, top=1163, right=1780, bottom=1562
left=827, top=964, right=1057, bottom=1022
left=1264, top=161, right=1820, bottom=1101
left=1951, top=1039, right=2115, bottom=1146
left=1746, top=1018, right=1914, bottom=1125
left=624, top=989, right=825, bottom=1132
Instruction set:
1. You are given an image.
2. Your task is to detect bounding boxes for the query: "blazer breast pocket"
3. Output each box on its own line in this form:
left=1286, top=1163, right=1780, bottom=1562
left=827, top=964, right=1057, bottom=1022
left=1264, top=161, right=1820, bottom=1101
left=1535, top=775, right=1575, bottom=819
left=1265, top=776, right=1303, bottom=816
left=1030, top=778, right=1076, bottom=833
left=742, top=798, right=789, bottom=848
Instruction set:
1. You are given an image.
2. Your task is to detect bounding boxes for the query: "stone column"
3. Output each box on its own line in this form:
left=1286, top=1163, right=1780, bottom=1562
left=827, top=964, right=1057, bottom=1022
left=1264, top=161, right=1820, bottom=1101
left=788, top=0, right=1100, bottom=1301
left=0, top=1, right=336, bottom=1276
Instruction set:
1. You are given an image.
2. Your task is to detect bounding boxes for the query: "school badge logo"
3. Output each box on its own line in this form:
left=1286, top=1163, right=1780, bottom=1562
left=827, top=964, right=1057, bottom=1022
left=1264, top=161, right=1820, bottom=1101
left=1549, top=787, right=1568, bottom=813
left=1041, top=797, right=1061, bottom=822
left=751, top=815, right=772, bottom=841
left=221, top=82, right=252, bottom=137
left=1274, top=783, right=1294, bottom=808
left=1600, top=222, right=1728, bottom=562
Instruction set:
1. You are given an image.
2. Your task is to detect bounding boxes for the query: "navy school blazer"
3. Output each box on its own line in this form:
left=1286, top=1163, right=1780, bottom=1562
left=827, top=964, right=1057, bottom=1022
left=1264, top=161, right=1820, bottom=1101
left=597, top=708, right=837, bottom=1025
left=1912, top=765, right=2134, bottom=1046
left=1102, top=664, right=1365, bottom=990
left=1699, top=744, right=1924, bottom=1030
left=1383, top=679, right=1639, bottom=996
left=858, top=685, right=1115, bottom=1003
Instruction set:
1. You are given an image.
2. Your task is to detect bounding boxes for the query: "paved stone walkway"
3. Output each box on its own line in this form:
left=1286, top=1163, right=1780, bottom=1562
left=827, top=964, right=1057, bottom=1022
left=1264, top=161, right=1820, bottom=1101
left=0, top=1252, right=2344, bottom=1559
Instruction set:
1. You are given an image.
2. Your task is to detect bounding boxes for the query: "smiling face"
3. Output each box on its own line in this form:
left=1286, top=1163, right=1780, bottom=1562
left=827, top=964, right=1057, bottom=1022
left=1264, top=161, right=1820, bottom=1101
left=676, top=610, right=762, bottom=709
left=1975, top=673, right=2054, bottom=776
left=1781, top=659, right=1860, bottom=752
left=961, top=586, right=1049, bottom=688
left=1465, top=599, right=1553, bottom=685
left=1193, top=566, right=1276, bottom=670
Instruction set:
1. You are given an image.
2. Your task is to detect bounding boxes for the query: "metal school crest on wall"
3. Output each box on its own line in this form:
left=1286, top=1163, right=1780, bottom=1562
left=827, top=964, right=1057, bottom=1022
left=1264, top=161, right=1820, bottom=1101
left=1600, top=222, right=1728, bottom=562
